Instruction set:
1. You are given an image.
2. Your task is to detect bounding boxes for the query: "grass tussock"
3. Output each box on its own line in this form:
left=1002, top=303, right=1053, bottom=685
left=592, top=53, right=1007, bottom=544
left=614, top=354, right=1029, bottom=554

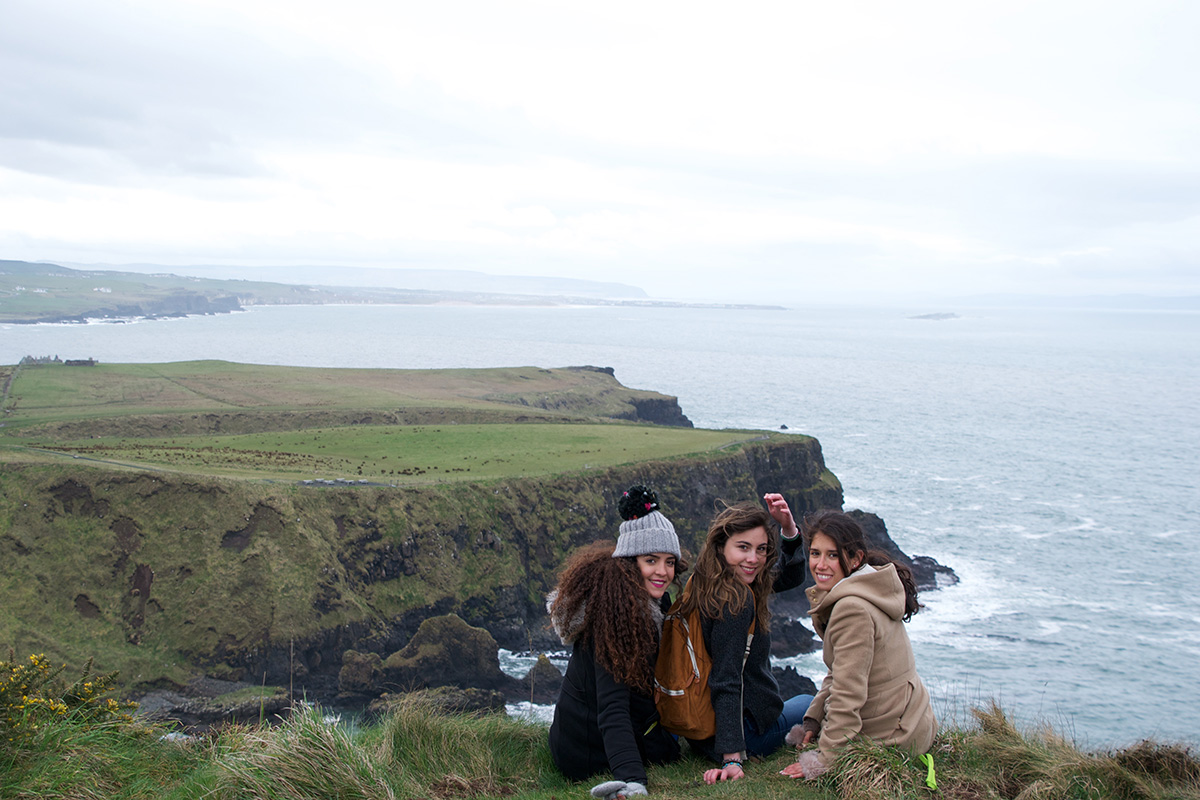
left=823, top=737, right=924, bottom=800
left=943, top=702, right=1200, bottom=800
left=374, top=695, right=557, bottom=798
left=210, top=705, right=396, bottom=800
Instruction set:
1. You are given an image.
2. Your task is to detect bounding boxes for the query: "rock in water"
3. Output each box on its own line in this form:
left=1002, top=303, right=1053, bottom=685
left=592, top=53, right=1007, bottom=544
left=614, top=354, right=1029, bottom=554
left=381, top=614, right=518, bottom=693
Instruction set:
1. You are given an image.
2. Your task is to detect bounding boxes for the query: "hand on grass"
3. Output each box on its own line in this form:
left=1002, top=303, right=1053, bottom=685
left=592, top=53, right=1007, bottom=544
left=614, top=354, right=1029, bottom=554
left=779, top=750, right=826, bottom=780
left=703, top=763, right=744, bottom=784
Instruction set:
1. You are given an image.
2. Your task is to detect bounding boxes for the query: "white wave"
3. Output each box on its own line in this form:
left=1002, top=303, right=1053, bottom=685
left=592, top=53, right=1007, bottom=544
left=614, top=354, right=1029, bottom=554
left=497, top=648, right=568, bottom=679
left=506, top=701, right=554, bottom=725
left=770, top=652, right=826, bottom=675
left=1142, top=604, right=1200, bottom=620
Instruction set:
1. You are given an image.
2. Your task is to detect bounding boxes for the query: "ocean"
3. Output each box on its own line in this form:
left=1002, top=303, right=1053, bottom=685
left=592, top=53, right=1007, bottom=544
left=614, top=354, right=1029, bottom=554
left=4, top=302, right=1198, bottom=747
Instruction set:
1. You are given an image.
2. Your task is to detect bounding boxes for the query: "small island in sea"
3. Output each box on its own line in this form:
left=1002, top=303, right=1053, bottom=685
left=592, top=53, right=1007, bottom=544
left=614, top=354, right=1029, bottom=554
left=909, top=311, right=961, bottom=320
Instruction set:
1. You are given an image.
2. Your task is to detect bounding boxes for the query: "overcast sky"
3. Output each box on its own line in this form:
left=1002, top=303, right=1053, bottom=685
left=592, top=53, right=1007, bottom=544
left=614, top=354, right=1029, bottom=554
left=2, top=0, right=1199, bottom=303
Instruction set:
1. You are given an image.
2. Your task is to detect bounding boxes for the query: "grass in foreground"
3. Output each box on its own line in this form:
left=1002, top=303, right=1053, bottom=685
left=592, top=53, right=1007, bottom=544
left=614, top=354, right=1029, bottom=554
left=3, top=696, right=1197, bottom=800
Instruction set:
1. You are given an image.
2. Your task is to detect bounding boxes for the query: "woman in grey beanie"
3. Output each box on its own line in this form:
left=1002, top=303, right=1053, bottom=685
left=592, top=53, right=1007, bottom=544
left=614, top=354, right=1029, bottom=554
left=547, top=486, right=686, bottom=799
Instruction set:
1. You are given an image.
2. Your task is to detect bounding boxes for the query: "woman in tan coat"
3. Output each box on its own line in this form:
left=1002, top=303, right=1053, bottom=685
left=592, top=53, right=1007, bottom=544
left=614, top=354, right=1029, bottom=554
left=779, top=508, right=936, bottom=780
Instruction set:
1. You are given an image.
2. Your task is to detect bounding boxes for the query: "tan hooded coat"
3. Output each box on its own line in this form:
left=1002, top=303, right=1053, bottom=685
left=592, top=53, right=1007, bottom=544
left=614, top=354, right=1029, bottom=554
left=804, top=563, right=936, bottom=765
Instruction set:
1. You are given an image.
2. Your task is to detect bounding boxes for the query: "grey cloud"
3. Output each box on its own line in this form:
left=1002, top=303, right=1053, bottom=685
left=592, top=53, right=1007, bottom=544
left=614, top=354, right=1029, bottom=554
left=0, top=0, right=446, bottom=182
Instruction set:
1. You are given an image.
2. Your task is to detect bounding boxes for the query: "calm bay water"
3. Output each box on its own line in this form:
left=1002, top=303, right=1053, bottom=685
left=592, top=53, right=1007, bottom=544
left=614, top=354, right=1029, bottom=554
left=4, top=303, right=1198, bottom=746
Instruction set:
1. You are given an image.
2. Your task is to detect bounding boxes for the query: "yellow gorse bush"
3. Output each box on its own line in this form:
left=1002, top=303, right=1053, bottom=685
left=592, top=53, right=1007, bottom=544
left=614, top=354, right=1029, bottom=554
left=1, top=652, right=138, bottom=750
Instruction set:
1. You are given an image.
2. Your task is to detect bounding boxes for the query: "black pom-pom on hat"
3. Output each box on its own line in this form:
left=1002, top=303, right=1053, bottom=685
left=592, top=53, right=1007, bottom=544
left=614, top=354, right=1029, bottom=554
left=618, top=485, right=659, bottom=521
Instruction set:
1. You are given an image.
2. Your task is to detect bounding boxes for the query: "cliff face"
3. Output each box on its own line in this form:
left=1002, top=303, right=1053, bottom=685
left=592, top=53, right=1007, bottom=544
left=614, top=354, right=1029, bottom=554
left=0, top=436, right=840, bottom=696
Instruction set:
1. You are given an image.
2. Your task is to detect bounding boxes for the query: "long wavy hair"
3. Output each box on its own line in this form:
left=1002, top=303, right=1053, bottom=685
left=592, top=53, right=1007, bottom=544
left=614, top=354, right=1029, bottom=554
left=801, top=510, right=920, bottom=620
left=550, top=541, right=687, bottom=694
left=673, top=503, right=777, bottom=633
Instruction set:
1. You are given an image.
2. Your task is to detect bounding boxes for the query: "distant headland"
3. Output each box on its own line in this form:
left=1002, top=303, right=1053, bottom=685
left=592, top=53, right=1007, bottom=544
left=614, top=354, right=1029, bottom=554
left=0, top=260, right=784, bottom=324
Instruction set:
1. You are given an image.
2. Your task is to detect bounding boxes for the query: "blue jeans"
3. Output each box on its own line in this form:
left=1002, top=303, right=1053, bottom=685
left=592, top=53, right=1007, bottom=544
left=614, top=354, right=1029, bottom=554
left=744, top=694, right=813, bottom=757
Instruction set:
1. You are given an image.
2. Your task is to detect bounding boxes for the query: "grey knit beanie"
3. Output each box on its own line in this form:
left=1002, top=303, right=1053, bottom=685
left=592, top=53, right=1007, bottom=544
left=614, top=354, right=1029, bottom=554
left=613, top=485, right=681, bottom=560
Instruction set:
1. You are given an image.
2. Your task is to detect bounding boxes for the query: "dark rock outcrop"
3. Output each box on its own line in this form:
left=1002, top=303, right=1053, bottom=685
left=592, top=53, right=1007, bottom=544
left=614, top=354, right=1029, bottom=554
left=378, top=615, right=518, bottom=695
left=338, top=650, right=383, bottom=697
left=773, top=666, right=819, bottom=699
left=134, top=677, right=291, bottom=731
left=629, top=396, right=693, bottom=427
left=367, top=686, right=507, bottom=717
left=770, top=615, right=822, bottom=657
left=519, top=654, right=565, bottom=704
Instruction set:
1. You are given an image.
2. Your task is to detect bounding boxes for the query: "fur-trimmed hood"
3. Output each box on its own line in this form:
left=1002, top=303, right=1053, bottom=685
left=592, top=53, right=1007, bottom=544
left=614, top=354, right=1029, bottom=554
left=806, top=563, right=906, bottom=636
left=546, top=590, right=666, bottom=646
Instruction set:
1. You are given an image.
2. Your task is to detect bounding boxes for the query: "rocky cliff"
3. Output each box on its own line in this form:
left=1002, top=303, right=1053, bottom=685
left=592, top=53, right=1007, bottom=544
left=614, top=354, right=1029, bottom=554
left=0, top=435, right=851, bottom=702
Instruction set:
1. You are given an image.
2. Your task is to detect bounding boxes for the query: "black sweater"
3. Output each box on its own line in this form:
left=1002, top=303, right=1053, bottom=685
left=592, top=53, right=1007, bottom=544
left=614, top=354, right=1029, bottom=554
left=689, top=533, right=807, bottom=759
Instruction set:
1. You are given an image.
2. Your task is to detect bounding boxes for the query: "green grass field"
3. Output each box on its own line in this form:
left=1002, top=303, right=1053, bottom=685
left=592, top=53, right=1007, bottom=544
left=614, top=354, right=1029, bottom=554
left=23, top=424, right=764, bottom=483
left=0, top=361, right=779, bottom=483
left=2, top=360, right=654, bottom=423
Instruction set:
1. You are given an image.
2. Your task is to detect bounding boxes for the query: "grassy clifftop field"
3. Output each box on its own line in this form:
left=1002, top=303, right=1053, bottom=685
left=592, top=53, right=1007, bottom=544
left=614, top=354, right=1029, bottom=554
left=1, top=361, right=719, bottom=481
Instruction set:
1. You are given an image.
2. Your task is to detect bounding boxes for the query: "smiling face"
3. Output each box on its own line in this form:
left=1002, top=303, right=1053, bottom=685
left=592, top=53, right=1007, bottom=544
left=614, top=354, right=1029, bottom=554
left=808, top=530, right=861, bottom=591
left=636, top=552, right=677, bottom=599
left=721, top=526, right=769, bottom=585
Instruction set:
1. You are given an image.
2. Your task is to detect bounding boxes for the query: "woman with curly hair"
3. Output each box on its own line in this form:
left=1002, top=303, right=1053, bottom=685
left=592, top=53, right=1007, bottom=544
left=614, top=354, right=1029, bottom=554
left=547, top=486, right=687, bottom=799
left=671, top=494, right=811, bottom=785
left=779, top=507, right=936, bottom=781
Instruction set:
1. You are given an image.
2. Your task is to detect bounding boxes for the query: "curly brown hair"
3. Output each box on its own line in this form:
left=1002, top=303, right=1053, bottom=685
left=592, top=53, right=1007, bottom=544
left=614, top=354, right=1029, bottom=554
left=550, top=542, right=687, bottom=694
left=674, top=503, right=777, bottom=633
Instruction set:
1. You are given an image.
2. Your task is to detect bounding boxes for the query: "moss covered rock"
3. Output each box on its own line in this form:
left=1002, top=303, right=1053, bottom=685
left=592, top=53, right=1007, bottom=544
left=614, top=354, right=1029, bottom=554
left=381, top=614, right=515, bottom=693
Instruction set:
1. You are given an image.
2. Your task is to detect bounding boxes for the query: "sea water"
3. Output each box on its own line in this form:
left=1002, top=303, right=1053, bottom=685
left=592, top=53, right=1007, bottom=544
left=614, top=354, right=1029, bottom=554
left=4, top=303, right=1198, bottom=746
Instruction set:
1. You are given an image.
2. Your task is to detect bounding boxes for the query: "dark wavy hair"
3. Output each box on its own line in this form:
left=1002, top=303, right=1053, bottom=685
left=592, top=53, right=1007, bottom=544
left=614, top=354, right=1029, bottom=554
left=674, top=503, right=777, bottom=633
left=801, top=510, right=920, bottom=621
left=550, top=541, right=688, bottom=694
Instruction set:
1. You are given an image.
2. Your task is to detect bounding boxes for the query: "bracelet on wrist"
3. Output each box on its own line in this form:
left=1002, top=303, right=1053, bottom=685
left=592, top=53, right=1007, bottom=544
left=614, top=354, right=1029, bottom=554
left=722, top=759, right=743, bottom=770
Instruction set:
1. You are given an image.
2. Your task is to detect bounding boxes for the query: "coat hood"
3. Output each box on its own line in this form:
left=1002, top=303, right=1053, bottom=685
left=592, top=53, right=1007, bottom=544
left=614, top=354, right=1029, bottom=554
left=806, top=562, right=906, bottom=636
left=547, top=589, right=665, bottom=646
left=546, top=589, right=584, bottom=645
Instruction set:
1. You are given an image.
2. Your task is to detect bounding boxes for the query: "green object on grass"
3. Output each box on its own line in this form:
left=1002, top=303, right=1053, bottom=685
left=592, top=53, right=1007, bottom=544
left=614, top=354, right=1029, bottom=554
left=918, top=752, right=937, bottom=790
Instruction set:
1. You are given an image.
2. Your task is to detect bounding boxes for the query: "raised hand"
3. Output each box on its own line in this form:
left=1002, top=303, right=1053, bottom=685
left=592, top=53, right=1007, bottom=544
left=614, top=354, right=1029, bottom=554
left=763, top=493, right=799, bottom=539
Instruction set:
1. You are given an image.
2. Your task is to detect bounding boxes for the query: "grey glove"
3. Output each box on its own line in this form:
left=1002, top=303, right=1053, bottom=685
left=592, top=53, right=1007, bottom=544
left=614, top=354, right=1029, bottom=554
left=590, top=780, right=648, bottom=799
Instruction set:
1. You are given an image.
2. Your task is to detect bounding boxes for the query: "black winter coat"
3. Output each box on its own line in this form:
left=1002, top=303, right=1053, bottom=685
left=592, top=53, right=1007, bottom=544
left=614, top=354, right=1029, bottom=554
left=547, top=598, right=680, bottom=784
